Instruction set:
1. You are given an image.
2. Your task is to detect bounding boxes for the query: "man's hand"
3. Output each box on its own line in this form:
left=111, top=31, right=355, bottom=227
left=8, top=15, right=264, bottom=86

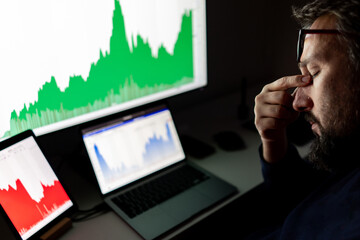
left=254, top=75, right=311, bottom=163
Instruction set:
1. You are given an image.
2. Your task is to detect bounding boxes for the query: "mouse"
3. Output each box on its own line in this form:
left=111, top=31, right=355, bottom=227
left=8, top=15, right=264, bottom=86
left=213, top=131, right=246, bottom=151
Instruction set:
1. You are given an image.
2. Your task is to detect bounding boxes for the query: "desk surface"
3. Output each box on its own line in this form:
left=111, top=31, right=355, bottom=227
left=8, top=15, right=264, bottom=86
left=0, top=92, right=267, bottom=240
left=60, top=92, right=265, bottom=240
left=58, top=129, right=263, bottom=240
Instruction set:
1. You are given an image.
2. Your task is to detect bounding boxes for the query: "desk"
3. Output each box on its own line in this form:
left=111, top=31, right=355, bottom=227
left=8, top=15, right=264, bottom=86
left=0, top=92, right=268, bottom=240
left=60, top=92, right=265, bottom=240
left=58, top=130, right=263, bottom=240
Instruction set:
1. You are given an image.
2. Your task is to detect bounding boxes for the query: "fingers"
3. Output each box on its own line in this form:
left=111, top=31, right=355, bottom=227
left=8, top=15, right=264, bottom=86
left=254, top=75, right=310, bottom=142
left=254, top=107, right=299, bottom=133
left=263, top=75, right=312, bottom=92
left=257, top=90, right=294, bottom=109
left=255, top=102, right=295, bottom=121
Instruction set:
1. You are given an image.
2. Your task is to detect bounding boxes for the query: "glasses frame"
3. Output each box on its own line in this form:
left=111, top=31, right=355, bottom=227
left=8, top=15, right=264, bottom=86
left=297, top=29, right=342, bottom=62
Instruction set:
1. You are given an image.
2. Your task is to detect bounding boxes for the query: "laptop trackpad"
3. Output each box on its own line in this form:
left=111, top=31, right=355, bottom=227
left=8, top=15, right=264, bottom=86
left=129, top=190, right=210, bottom=239
left=159, top=189, right=211, bottom=221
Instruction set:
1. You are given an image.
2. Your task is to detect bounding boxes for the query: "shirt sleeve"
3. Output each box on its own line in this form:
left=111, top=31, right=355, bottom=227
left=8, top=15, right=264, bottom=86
left=259, top=144, right=329, bottom=214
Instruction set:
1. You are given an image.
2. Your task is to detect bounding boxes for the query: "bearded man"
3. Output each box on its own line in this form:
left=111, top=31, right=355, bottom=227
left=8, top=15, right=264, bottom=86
left=253, top=0, right=360, bottom=238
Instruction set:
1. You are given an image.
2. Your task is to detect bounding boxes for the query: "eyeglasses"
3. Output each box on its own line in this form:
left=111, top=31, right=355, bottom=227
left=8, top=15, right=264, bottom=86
left=297, top=29, right=342, bottom=62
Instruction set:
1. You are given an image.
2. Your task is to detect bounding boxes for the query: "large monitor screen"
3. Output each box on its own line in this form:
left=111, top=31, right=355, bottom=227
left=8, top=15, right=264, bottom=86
left=0, top=0, right=207, bottom=139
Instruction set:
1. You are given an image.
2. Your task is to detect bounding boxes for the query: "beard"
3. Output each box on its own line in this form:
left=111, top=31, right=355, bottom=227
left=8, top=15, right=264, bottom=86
left=305, top=111, right=360, bottom=173
left=307, top=131, right=357, bottom=172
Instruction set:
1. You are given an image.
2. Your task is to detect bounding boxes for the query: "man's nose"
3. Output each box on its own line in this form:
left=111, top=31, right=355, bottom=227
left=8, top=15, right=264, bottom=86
left=292, top=87, right=313, bottom=112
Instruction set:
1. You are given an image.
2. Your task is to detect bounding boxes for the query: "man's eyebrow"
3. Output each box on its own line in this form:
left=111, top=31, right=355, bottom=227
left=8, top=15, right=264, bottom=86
left=298, top=53, right=323, bottom=70
left=298, top=60, right=309, bottom=69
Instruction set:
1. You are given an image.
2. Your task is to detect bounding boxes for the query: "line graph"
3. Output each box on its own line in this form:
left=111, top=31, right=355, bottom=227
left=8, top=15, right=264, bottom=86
left=142, top=122, right=176, bottom=162
left=94, top=122, right=177, bottom=182
left=0, top=179, right=71, bottom=237
left=83, top=109, right=185, bottom=194
left=1, top=0, right=198, bottom=138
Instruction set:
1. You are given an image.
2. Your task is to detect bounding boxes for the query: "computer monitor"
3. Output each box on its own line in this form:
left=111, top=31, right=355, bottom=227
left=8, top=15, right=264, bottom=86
left=0, top=0, right=207, bottom=139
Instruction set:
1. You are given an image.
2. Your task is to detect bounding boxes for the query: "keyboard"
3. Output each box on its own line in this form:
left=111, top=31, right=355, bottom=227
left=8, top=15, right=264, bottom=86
left=111, top=165, right=209, bottom=218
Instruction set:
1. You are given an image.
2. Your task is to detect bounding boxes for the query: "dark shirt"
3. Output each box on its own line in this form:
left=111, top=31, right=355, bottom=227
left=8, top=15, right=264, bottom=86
left=258, top=144, right=360, bottom=239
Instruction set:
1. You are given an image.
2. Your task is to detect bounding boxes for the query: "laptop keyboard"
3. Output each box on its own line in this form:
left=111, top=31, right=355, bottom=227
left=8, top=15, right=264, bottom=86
left=111, top=165, right=209, bottom=218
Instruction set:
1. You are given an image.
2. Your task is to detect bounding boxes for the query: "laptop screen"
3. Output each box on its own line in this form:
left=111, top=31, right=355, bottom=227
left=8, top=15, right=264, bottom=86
left=0, top=134, right=73, bottom=240
left=82, top=106, right=185, bottom=195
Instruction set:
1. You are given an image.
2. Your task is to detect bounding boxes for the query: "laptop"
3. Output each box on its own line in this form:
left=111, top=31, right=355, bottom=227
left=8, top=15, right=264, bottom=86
left=0, top=130, right=75, bottom=240
left=81, top=104, right=237, bottom=239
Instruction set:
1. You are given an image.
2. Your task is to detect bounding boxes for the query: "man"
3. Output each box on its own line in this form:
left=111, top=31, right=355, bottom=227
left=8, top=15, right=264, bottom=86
left=253, top=0, right=360, bottom=238
left=176, top=0, right=360, bottom=239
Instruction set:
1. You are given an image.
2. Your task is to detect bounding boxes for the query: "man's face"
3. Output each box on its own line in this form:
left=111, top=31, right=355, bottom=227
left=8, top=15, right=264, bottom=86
left=293, top=14, right=360, bottom=171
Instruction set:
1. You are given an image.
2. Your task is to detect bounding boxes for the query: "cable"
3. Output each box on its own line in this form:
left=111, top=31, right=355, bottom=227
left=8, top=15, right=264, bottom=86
left=71, top=202, right=110, bottom=222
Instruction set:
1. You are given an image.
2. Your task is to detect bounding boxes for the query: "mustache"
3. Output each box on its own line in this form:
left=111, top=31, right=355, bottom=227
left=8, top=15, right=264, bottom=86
left=304, top=112, right=320, bottom=125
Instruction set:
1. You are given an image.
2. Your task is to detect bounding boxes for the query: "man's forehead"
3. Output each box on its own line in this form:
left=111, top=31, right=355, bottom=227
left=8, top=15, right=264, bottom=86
left=304, top=14, right=338, bottom=46
left=301, top=36, right=341, bottom=69
left=300, top=15, right=340, bottom=67
left=311, top=14, right=338, bottom=29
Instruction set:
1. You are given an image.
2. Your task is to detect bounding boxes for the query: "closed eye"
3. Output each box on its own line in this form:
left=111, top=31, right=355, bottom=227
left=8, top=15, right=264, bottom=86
left=311, top=71, right=320, bottom=79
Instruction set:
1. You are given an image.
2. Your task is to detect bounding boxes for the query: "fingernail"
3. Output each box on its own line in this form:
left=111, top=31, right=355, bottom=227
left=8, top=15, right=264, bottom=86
left=302, top=75, right=311, bottom=83
left=291, top=87, right=298, bottom=97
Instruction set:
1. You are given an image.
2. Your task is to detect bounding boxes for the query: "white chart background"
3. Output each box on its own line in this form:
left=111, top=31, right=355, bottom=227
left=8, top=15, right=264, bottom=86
left=0, top=0, right=206, bottom=137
